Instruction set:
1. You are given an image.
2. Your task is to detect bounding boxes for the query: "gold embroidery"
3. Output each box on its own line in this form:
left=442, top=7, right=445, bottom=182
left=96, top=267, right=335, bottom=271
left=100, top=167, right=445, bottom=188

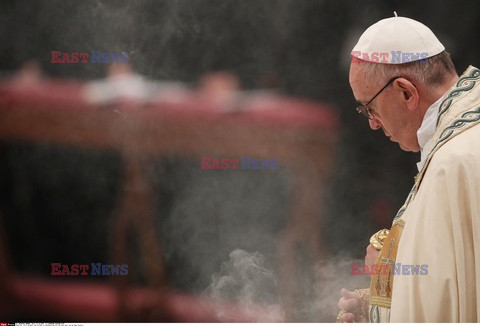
left=370, top=229, right=389, bottom=250
left=369, top=221, right=404, bottom=309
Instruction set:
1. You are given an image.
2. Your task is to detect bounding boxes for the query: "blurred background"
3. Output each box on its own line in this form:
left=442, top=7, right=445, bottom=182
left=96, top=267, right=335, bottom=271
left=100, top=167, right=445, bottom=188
left=0, top=0, right=479, bottom=322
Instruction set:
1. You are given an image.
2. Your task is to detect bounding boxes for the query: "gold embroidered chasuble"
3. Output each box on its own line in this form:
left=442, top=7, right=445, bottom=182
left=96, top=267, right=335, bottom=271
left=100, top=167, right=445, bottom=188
left=369, top=66, right=480, bottom=322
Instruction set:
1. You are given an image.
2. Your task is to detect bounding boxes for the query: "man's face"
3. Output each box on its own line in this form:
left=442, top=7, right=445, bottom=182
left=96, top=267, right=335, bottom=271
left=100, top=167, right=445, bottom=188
left=349, top=63, right=420, bottom=152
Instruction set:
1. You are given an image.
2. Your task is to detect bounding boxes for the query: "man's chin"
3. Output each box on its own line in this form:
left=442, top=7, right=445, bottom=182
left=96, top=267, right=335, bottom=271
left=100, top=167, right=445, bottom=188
left=398, top=142, right=420, bottom=152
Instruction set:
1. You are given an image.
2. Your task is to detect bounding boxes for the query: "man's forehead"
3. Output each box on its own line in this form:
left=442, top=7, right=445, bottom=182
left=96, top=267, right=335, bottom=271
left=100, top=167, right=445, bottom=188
left=349, top=64, right=369, bottom=102
left=349, top=62, right=367, bottom=84
left=349, top=63, right=381, bottom=102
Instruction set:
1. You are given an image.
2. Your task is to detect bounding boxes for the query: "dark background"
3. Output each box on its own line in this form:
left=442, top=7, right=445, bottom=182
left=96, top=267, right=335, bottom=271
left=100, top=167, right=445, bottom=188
left=0, top=0, right=479, bottom=318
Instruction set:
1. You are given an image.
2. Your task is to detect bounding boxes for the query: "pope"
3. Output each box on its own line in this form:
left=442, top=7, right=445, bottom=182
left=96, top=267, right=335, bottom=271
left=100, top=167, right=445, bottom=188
left=337, top=12, right=480, bottom=322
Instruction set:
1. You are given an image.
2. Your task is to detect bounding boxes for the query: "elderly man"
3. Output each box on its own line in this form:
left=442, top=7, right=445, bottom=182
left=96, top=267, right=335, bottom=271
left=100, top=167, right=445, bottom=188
left=337, top=13, right=480, bottom=322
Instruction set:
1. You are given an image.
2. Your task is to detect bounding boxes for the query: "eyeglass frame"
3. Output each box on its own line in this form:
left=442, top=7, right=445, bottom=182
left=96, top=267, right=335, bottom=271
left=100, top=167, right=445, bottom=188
left=356, top=76, right=403, bottom=120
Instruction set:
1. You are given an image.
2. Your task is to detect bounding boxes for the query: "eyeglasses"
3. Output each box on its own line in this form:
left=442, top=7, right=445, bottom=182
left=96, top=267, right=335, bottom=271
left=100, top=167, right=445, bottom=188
left=356, top=76, right=400, bottom=120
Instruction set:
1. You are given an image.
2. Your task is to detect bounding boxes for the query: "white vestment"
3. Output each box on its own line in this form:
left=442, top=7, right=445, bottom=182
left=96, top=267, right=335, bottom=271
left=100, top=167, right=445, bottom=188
left=370, top=66, right=480, bottom=322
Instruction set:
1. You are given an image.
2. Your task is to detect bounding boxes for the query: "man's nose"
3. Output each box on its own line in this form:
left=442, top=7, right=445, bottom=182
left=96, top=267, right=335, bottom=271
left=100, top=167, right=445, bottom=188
left=368, top=118, right=382, bottom=130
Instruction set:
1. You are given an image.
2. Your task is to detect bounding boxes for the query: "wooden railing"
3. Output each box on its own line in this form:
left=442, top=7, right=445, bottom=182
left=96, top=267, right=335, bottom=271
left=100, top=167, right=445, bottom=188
left=0, top=78, right=338, bottom=321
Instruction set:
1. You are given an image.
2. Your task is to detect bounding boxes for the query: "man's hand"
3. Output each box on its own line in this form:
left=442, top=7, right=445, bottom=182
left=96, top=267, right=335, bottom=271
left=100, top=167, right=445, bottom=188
left=337, top=243, right=379, bottom=322
left=337, top=288, right=368, bottom=322
left=365, top=244, right=381, bottom=266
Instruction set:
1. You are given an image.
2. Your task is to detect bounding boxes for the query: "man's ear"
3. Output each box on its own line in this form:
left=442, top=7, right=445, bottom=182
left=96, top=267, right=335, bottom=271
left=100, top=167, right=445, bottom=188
left=395, top=78, right=418, bottom=111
